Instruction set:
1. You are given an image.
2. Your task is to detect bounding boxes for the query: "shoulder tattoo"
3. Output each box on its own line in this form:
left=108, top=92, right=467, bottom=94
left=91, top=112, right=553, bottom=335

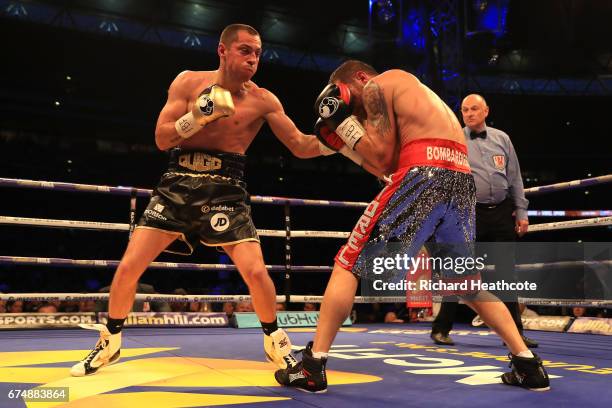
left=363, top=81, right=391, bottom=135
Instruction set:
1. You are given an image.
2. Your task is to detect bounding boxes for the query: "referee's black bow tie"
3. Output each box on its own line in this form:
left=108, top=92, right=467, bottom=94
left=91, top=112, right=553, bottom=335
left=470, top=130, right=487, bottom=139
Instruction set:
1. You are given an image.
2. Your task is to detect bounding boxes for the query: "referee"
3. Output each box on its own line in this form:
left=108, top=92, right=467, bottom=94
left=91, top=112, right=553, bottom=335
left=430, top=94, right=537, bottom=348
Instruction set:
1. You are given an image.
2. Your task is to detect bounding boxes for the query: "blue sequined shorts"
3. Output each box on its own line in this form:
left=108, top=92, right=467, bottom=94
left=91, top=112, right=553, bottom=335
left=336, top=166, right=478, bottom=286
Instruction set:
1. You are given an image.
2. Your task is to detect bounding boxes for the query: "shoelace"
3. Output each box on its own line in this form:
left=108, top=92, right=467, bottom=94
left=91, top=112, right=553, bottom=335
left=281, top=346, right=306, bottom=371
left=278, top=343, right=299, bottom=367
left=295, top=341, right=314, bottom=356
left=284, top=354, right=298, bottom=365
left=84, top=338, right=108, bottom=365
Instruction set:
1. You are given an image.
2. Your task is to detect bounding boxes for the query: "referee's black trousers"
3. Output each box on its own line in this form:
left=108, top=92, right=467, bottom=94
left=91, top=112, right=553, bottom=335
left=431, top=198, right=523, bottom=335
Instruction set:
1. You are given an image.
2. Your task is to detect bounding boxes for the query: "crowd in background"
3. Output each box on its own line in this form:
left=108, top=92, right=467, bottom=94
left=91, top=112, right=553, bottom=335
left=1, top=292, right=607, bottom=325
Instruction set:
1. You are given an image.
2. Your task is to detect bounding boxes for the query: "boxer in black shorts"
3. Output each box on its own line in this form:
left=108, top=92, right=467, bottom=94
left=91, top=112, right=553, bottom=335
left=70, top=23, right=363, bottom=377
left=139, top=149, right=257, bottom=254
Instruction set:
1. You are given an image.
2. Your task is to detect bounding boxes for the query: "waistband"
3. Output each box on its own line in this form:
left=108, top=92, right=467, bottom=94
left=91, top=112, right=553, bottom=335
left=398, top=138, right=471, bottom=174
left=168, top=148, right=246, bottom=181
left=476, top=197, right=511, bottom=209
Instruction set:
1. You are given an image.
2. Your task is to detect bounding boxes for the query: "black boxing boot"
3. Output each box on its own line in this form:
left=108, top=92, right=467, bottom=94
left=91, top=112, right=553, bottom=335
left=501, top=352, right=550, bottom=391
left=274, top=341, right=327, bottom=393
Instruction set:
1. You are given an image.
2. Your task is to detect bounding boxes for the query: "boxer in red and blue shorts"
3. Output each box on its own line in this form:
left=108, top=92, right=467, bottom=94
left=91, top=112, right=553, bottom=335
left=336, top=138, right=477, bottom=289
left=275, top=61, right=550, bottom=393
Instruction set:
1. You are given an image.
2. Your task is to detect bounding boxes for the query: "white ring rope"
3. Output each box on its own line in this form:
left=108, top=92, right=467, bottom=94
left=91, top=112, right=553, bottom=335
left=513, top=260, right=612, bottom=271
left=0, top=216, right=130, bottom=231
left=525, top=216, right=612, bottom=232
left=1, top=255, right=608, bottom=273
left=0, top=256, right=333, bottom=272
left=0, top=293, right=608, bottom=307
left=1, top=174, right=611, bottom=206
left=257, top=229, right=349, bottom=238
left=528, top=210, right=612, bottom=217
left=0, top=216, right=350, bottom=238
left=1, top=215, right=610, bottom=235
left=0, top=177, right=369, bottom=208
left=524, top=174, right=612, bottom=195
left=517, top=298, right=611, bottom=308
left=0, top=293, right=407, bottom=304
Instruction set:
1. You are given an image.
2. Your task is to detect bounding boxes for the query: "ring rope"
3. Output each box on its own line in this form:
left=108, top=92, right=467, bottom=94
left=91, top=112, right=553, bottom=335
left=0, top=256, right=333, bottom=272
left=0, top=216, right=129, bottom=231
left=526, top=216, right=612, bottom=232
left=1, top=255, right=608, bottom=272
left=0, top=293, right=608, bottom=307
left=517, top=298, right=611, bottom=308
left=0, top=293, right=407, bottom=304
left=0, top=177, right=369, bottom=208
left=527, top=210, right=612, bottom=217
left=1, top=174, right=611, bottom=207
left=0, top=216, right=350, bottom=238
left=524, top=174, right=612, bottom=195
left=301, top=295, right=611, bottom=308
left=2, top=215, right=610, bottom=235
left=513, top=260, right=612, bottom=271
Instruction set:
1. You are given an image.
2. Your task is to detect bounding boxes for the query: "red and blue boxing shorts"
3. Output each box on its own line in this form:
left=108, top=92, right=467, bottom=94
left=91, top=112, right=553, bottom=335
left=335, top=138, right=481, bottom=295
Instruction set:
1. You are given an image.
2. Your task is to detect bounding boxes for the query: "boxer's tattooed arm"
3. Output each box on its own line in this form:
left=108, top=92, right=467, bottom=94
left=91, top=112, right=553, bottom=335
left=363, top=81, right=391, bottom=136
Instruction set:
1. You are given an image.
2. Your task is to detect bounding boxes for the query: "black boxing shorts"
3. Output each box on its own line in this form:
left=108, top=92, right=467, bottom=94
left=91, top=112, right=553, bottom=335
left=136, top=148, right=259, bottom=255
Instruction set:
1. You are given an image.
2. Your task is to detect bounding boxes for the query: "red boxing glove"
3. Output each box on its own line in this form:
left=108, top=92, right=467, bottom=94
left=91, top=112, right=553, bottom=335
left=314, top=118, right=346, bottom=152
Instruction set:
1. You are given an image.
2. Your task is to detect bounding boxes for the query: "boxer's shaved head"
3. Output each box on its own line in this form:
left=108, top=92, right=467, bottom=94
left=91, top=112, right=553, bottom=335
left=329, top=60, right=378, bottom=84
left=220, top=24, right=260, bottom=46
left=218, top=23, right=261, bottom=81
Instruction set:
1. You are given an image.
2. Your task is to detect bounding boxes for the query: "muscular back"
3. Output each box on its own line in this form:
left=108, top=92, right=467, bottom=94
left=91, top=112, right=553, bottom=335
left=157, top=71, right=272, bottom=153
left=379, top=70, right=465, bottom=148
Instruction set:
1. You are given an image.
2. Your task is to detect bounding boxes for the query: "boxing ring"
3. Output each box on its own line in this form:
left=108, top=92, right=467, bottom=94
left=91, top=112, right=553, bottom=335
left=1, top=175, right=611, bottom=407
left=1, top=324, right=611, bottom=407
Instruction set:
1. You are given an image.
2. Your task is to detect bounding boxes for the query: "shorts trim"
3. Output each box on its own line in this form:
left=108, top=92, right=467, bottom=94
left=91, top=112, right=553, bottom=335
left=200, top=237, right=260, bottom=247
left=166, top=171, right=233, bottom=181
left=398, top=138, right=471, bottom=174
left=334, top=169, right=407, bottom=272
left=134, top=226, right=194, bottom=255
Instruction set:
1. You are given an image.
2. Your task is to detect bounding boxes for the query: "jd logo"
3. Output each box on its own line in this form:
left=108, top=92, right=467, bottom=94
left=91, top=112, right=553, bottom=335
left=211, top=213, right=230, bottom=232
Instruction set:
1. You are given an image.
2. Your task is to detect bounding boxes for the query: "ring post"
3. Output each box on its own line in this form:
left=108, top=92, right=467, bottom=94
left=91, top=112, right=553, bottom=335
left=128, top=188, right=138, bottom=238
left=284, top=200, right=291, bottom=305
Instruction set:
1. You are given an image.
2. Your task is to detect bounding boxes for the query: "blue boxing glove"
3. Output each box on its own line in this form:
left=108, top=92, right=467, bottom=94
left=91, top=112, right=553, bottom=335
left=314, top=83, right=366, bottom=150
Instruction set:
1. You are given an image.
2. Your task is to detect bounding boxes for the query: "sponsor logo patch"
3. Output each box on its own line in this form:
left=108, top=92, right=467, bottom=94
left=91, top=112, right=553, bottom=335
left=288, top=372, right=306, bottom=383
left=178, top=153, right=222, bottom=172
left=211, top=213, right=230, bottom=232
left=203, top=205, right=235, bottom=214
left=145, top=203, right=168, bottom=221
left=199, top=95, right=214, bottom=116
left=318, top=97, right=339, bottom=118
